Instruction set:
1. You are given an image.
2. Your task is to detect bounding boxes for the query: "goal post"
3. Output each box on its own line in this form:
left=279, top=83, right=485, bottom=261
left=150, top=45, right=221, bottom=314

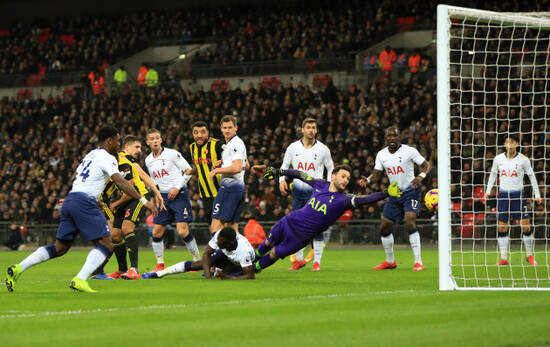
left=437, top=5, right=550, bottom=290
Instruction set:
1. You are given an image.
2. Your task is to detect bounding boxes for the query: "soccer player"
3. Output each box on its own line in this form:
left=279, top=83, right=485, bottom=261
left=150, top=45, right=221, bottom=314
left=93, top=135, right=166, bottom=280
left=360, top=126, right=431, bottom=271
left=5, top=126, right=158, bottom=293
left=187, top=121, right=224, bottom=231
left=209, top=115, right=247, bottom=234
left=484, top=136, right=542, bottom=266
left=254, top=165, right=402, bottom=271
left=145, top=128, right=200, bottom=272
left=142, top=227, right=255, bottom=280
left=280, top=118, right=334, bottom=271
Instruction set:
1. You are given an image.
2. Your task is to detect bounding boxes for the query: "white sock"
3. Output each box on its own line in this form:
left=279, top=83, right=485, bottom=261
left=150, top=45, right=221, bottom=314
left=152, top=240, right=164, bottom=264
left=498, top=234, right=509, bottom=261
left=522, top=233, right=534, bottom=257
left=381, top=234, right=395, bottom=263
left=409, top=232, right=422, bottom=264
left=76, top=247, right=108, bottom=280
left=313, top=239, right=324, bottom=264
left=295, top=248, right=304, bottom=262
left=20, top=246, right=52, bottom=272
left=184, top=236, right=200, bottom=261
left=323, top=229, right=332, bottom=244
left=157, top=261, right=187, bottom=277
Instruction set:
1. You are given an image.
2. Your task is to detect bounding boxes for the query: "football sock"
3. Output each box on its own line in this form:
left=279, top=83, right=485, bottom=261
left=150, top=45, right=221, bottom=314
left=313, top=238, right=324, bottom=265
left=498, top=232, right=509, bottom=261
left=381, top=234, right=395, bottom=263
left=20, top=244, right=58, bottom=272
left=76, top=245, right=110, bottom=280
left=522, top=231, right=534, bottom=256
left=258, top=254, right=277, bottom=269
left=183, top=233, right=200, bottom=261
left=256, top=241, right=272, bottom=257
left=295, top=248, right=304, bottom=262
left=113, top=239, right=128, bottom=273
left=152, top=236, right=164, bottom=264
left=408, top=229, right=422, bottom=264
left=157, top=261, right=189, bottom=277
left=92, top=252, right=112, bottom=276
left=125, top=232, right=139, bottom=271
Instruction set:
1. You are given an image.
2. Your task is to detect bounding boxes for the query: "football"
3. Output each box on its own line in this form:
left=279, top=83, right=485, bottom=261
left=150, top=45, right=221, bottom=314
left=425, top=189, right=439, bottom=211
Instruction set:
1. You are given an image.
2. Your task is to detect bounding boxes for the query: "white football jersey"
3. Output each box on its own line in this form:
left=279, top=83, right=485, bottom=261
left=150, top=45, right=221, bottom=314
left=145, top=147, right=191, bottom=193
left=280, top=140, right=334, bottom=194
left=375, top=144, right=425, bottom=191
left=486, top=153, right=540, bottom=197
left=220, top=135, right=247, bottom=183
left=208, top=230, right=255, bottom=268
left=71, top=148, right=119, bottom=200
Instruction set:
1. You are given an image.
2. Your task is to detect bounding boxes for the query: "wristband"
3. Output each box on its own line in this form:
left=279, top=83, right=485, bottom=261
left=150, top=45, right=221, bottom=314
left=366, top=177, right=371, bottom=184
left=419, top=172, right=426, bottom=179
left=139, top=196, right=149, bottom=205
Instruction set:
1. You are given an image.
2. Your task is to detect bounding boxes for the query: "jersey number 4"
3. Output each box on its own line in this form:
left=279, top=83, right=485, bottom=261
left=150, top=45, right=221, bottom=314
left=79, top=161, right=92, bottom=182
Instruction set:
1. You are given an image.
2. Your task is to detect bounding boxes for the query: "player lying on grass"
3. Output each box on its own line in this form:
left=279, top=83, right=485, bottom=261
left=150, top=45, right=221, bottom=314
left=142, top=227, right=255, bottom=280
left=254, top=164, right=402, bottom=271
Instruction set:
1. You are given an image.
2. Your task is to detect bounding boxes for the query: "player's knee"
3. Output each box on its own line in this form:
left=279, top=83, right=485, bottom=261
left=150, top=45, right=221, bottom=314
left=54, top=240, right=71, bottom=256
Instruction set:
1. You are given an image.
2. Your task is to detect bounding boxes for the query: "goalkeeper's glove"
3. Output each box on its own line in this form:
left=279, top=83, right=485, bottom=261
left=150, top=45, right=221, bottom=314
left=384, top=182, right=402, bottom=198
left=264, top=166, right=283, bottom=180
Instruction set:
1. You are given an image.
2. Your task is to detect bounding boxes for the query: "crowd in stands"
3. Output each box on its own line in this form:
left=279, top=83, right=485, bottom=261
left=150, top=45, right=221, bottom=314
left=0, top=71, right=440, bottom=226
left=1, top=0, right=542, bottom=76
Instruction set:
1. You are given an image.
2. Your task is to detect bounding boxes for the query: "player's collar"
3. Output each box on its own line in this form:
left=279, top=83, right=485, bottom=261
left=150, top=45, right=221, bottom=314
left=388, top=144, right=402, bottom=154
left=300, top=139, right=317, bottom=148
left=226, top=134, right=238, bottom=143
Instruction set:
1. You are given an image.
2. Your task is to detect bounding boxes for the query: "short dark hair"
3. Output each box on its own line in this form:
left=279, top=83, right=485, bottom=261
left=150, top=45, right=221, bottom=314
left=302, top=117, right=317, bottom=128
left=98, top=126, right=119, bottom=142
left=192, top=121, right=209, bottom=130
left=333, top=164, right=352, bottom=175
left=123, top=135, right=140, bottom=146
left=384, top=126, right=400, bottom=136
left=218, top=227, right=237, bottom=245
left=220, top=115, right=237, bottom=126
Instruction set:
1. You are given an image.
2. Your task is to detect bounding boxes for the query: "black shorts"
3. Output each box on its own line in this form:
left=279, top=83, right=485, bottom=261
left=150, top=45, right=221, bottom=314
left=113, top=199, right=147, bottom=229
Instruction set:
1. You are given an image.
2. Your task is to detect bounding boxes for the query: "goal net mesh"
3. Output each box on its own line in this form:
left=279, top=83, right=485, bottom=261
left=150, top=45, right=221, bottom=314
left=445, top=7, right=550, bottom=289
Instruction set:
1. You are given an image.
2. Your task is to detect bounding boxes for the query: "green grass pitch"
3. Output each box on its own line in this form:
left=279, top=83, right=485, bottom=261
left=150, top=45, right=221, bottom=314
left=2, top=248, right=550, bottom=346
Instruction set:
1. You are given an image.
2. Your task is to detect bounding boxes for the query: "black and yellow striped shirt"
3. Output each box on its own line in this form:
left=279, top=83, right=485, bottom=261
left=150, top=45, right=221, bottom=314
left=189, top=138, right=223, bottom=198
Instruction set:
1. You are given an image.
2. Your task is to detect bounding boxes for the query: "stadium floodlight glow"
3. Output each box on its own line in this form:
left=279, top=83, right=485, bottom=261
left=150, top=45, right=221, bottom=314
left=437, top=4, right=550, bottom=291
left=179, top=53, right=187, bottom=59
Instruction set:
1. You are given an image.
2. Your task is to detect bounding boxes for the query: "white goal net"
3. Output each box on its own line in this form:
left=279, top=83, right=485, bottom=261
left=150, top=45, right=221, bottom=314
left=437, top=5, right=550, bottom=290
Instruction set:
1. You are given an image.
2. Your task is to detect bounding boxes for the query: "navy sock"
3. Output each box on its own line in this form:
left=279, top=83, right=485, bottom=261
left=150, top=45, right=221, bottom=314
left=152, top=236, right=163, bottom=243
left=45, top=244, right=58, bottom=259
left=408, top=228, right=419, bottom=235
left=183, top=233, right=195, bottom=243
left=183, top=261, right=193, bottom=272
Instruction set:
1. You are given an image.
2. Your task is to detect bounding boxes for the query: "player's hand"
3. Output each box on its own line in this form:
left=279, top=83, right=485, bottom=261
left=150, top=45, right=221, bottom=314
left=210, top=168, right=219, bottom=180
left=57, top=198, right=65, bottom=206
left=483, top=193, right=490, bottom=200
left=168, top=187, right=180, bottom=200
left=144, top=201, right=159, bottom=217
left=213, top=160, right=223, bottom=169
left=251, top=164, right=266, bottom=174
left=535, top=197, right=542, bottom=205
left=386, top=182, right=402, bottom=198
left=411, top=176, right=423, bottom=188
left=154, top=193, right=167, bottom=211
left=109, top=201, right=119, bottom=213
left=358, top=175, right=369, bottom=188
left=279, top=180, right=288, bottom=195
left=264, top=166, right=282, bottom=180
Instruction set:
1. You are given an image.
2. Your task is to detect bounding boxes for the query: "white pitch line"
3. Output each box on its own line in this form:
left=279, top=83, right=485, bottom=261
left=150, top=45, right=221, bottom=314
left=1, top=289, right=424, bottom=319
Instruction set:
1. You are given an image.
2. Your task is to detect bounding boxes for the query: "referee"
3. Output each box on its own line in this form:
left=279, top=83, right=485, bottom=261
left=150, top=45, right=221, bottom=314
left=187, top=121, right=224, bottom=232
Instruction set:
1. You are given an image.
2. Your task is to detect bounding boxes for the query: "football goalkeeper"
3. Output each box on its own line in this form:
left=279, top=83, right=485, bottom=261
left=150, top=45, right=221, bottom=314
left=254, top=164, right=402, bottom=271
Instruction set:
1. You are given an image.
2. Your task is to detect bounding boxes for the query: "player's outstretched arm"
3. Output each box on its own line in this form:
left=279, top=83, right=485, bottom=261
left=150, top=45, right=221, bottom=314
left=134, top=162, right=166, bottom=211
left=217, top=265, right=255, bottom=280
left=111, top=173, right=159, bottom=217
left=352, top=182, right=402, bottom=207
left=201, top=245, right=216, bottom=279
left=264, top=168, right=323, bottom=188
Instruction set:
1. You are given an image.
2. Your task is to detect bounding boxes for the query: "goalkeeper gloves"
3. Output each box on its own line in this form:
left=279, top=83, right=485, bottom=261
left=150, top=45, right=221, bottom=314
left=264, top=167, right=283, bottom=180
left=384, top=182, right=402, bottom=198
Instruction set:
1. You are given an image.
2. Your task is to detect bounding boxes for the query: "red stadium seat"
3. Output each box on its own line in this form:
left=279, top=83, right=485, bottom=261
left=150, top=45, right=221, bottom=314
left=313, top=74, right=331, bottom=88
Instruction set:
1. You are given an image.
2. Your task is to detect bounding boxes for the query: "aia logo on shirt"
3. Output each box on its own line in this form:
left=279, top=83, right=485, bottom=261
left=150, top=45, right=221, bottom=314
left=297, top=162, right=316, bottom=171
left=152, top=169, right=169, bottom=178
left=386, top=166, right=405, bottom=175
left=501, top=170, right=518, bottom=177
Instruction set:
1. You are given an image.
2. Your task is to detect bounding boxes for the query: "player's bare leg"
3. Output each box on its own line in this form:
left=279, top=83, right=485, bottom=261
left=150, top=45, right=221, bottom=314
left=176, top=222, right=200, bottom=261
